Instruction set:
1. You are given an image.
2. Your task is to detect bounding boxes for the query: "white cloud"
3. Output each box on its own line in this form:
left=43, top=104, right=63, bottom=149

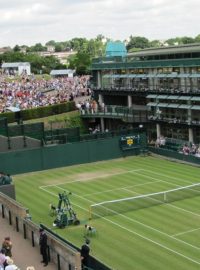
left=0, top=0, right=199, bottom=47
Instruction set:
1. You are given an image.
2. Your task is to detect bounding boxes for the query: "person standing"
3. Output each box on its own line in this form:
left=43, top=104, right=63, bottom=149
left=80, top=239, right=90, bottom=269
left=39, top=228, right=48, bottom=267
left=2, top=237, right=12, bottom=257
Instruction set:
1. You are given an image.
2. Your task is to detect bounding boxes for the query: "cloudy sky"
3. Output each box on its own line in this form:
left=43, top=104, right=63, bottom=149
left=0, top=0, right=199, bottom=47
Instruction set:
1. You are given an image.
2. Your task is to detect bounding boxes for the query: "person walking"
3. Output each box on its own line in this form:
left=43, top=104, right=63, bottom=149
left=39, top=228, right=48, bottom=267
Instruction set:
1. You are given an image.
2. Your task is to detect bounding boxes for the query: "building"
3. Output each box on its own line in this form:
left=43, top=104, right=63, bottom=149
left=2, top=62, right=31, bottom=76
left=38, top=51, right=76, bottom=65
left=50, top=69, right=75, bottom=77
left=83, top=43, right=200, bottom=143
left=105, top=41, right=127, bottom=57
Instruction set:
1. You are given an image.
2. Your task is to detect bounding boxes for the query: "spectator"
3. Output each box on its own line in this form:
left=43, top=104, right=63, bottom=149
left=80, top=239, right=90, bottom=269
left=0, top=75, right=91, bottom=113
left=0, top=248, right=6, bottom=269
left=2, top=237, right=12, bottom=257
left=39, top=228, right=48, bottom=267
left=4, top=258, right=18, bottom=270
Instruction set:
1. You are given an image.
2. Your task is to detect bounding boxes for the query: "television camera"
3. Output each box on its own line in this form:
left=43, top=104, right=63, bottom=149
left=50, top=191, right=80, bottom=228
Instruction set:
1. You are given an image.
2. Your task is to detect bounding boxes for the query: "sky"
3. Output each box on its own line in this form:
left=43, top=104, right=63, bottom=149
left=0, top=0, right=200, bottom=47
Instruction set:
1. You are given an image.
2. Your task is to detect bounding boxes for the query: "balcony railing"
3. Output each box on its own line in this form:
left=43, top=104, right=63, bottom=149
left=80, top=105, right=148, bottom=123
left=148, top=115, right=200, bottom=126
left=92, top=86, right=200, bottom=94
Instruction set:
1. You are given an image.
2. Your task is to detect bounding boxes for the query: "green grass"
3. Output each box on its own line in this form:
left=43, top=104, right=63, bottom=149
left=14, top=156, right=200, bottom=270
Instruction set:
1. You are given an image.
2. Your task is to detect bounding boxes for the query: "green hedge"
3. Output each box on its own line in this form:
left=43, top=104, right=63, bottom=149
left=0, top=102, right=76, bottom=123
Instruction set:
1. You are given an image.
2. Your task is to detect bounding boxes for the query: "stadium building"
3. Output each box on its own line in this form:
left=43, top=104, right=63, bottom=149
left=83, top=43, right=200, bottom=143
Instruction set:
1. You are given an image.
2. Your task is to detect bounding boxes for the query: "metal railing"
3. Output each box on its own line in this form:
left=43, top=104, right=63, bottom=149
left=80, top=105, right=148, bottom=123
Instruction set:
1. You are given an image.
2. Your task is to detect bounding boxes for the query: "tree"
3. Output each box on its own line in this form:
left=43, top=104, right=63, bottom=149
left=149, top=40, right=162, bottom=48
left=68, top=52, right=91, bottom=75
left=29, top=43, right=47, bottom=52
left=195, top=34, right=200, bottom=43
left=45, top=40, right=57, bottom=46
left=55, top=44, right=62, bottom=52
left=180, top=36, right=194, bottom=44
left=13, top=45, right=21, bottom=52
left=126, top=36, right=149, bottom=51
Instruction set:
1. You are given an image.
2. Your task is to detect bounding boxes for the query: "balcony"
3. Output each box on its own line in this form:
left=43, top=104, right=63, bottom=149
left=148, top=115, right=200, bottom=126
left=80, top=105, right=148, bottom=123
left=92, top=86, right=200, bottom=95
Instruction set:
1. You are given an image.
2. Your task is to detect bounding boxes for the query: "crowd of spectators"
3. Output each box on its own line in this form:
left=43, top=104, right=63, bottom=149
left=180, top=143, right=200, bottom=157
left=0, top=75, right=91, bottom=113
left=153, top=135, right=200, bottom=158
left=0, top=236, right=19, bottom=270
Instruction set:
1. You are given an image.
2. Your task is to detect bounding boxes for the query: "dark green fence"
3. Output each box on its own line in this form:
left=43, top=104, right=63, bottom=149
left=0, top=122, right=44, bottom=141
left=0, top=131, right=147, bottom=175
left=149, top=146, right=200, bottom=165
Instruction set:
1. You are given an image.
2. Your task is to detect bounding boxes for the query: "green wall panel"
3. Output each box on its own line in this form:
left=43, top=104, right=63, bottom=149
left=0, top=134, right=147, bottom=175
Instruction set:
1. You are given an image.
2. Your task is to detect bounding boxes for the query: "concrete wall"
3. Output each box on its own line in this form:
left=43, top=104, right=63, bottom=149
left=0, top=192, right=81, bottom=270
left=0, top=184, right=16, bottom=200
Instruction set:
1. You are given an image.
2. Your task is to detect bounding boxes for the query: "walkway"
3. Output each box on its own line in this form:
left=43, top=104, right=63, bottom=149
left=0, top=216, right=56, bottom=270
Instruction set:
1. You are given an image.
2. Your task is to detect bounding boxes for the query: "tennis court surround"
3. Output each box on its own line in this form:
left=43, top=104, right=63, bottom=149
left=15, top=156, right=200, bottom=270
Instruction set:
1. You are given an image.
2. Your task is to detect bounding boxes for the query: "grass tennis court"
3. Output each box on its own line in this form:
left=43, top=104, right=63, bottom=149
left=14, top=156, right=200, bottom=270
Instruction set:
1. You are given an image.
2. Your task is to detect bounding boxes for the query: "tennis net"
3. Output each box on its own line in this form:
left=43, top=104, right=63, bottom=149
left=89, top=182, right=200, bottom=219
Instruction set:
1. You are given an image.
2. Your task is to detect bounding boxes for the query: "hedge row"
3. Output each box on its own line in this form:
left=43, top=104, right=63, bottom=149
left=0, top=101, right=76, bottom=123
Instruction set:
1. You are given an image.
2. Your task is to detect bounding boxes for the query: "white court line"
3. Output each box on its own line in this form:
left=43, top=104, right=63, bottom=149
left=83, top=180, right=162, bottom=197
left=55, top=185, right=200, bottom=251
left=172, top=227, right=200, bottom=237
left=44, top=168, right=200, bottom=247
left=40, top=167, right=200, bottom=249
left=40, top=168, right=144, bottom=188
left=144, top=170, right=194, bottom=185
left=40, top=186, right=200, bottom=266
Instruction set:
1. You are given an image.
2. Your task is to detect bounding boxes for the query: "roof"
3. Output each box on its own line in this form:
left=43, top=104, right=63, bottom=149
left=2, top=62, right=30, bottom=68
left=50, top=69, right=75, bottom=76
left=6, top=106, right=20, bottom=112
left=105, top=42, right=127, bottom=57
left=128, top=43, right=200, bottom=57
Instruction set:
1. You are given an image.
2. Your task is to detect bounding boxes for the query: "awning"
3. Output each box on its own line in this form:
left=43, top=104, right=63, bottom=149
left=128, top=74, right=137, bottom=78
left=156, top=95, right=168, bottom=99
left=119, top=74, right=128, bottom=78
left=167, top=104, right=180, bottom=108
left=190, top=74, right=200, bottom=78
left=146, top=74, right=156, bottom=78
left=157, top=103, right=168, bottom=108
left=191, top=96, right=200, bottom=101
left=166, top=95, right=180, bottom=100
left=177, top=74, right=190, bottom=78
left=179, top=96, right=192, bottom=100
left=156, top=74, right=168, bottom=78
left=112, top=74, right=120, bottom=78
left=147, top=102, right=158, bottom=107
left=6, top=106, right=20, bottom=112
left=178, top=104, right=192, bottom=109
left=135, top=74, right=147, bottom=78
left=167, top=73, right=178, bottom=78
left=191, top=105, right=200, bottom=110
left=146, top=94, right=158, bottom=98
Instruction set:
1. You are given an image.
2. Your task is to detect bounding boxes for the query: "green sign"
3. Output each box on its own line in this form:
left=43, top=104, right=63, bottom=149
left=120, top=134, right=140, bottom=150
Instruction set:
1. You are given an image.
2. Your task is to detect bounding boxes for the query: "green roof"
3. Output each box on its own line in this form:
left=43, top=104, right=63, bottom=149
left=105, top=42, right=127, bottom=57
